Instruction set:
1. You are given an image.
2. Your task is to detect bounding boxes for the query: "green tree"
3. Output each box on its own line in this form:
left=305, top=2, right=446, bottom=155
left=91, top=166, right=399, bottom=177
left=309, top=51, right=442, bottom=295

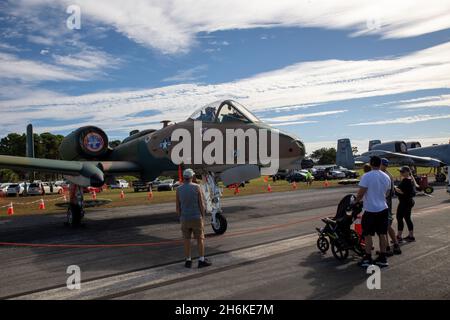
left=310, top=147, right=337, bottom=165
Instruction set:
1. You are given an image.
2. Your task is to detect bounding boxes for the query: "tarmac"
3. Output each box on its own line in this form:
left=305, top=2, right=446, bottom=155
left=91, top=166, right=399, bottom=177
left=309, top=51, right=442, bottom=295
left=0, top=185, right=449, bottom=299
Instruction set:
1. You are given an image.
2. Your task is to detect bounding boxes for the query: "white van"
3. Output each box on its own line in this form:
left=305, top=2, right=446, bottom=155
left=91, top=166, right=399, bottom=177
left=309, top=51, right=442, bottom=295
left=109, top=179, right=129, bottom=189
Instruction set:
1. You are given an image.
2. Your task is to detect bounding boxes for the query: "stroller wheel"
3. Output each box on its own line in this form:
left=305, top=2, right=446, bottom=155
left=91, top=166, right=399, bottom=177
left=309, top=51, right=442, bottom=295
left=331, top=240, right=349, bottom=260
left=317, top=236, right=329, bottom=253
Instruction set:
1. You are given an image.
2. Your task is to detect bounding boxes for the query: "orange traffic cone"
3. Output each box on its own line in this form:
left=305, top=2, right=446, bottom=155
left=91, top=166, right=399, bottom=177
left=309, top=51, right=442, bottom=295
left=39, top=198, right=45, bottom=210
left=267, top=184, right=272, bottom=192
left=92, top=190, right=97, bottom=200
left=7, top=202, right=14, bottom=215
left=263, top=176, right=269, bottom=183
left=120, top=189, right=125, bottom=199
left=292, top=181, right=297, bottom=189
left=324, top=180, right=330, bottom=188
left=147, top=189, right=153, bottom=200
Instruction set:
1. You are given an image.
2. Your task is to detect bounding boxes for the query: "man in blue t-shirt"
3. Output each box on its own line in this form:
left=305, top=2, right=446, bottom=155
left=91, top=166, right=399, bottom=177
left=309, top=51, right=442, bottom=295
left=355, top=156, right=391, bottom=268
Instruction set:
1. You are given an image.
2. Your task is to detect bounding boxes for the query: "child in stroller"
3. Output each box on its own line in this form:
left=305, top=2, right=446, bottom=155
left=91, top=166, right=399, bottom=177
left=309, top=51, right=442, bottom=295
left=316, top=194, right=365, bottom=260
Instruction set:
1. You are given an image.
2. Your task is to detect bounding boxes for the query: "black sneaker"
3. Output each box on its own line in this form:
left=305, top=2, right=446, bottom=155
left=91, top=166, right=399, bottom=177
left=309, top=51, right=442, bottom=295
left=184, top=260, right=192, bottom=268
left=198, top=258, right=212, bottom=268
left=404, top=236, right=415, bottom=242
left=358, top=256, right=373, bottom=268
left=385, top=248, right=394, bottom=257
left=376, top=248, right=393, bottom=257
left=396, top=236, right=404, bottom=243
left=374, top=255, right=389, bottom=268
left=393, top=244, right=402, bottom=255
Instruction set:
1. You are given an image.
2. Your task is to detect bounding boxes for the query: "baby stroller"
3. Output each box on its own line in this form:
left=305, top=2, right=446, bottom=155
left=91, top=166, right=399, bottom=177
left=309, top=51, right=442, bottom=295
left=316, top=194, right=365, bottom=260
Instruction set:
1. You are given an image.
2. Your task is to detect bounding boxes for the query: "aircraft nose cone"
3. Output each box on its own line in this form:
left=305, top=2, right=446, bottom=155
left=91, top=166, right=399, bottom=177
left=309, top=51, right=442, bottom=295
left=294, top=139, right=306, bottom=158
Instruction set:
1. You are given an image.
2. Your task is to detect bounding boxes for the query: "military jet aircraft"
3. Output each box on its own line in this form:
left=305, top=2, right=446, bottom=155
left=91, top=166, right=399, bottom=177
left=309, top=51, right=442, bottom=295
left=336, top=138, right=449, bottom=182
left=0, top=100, right=305, bottom=234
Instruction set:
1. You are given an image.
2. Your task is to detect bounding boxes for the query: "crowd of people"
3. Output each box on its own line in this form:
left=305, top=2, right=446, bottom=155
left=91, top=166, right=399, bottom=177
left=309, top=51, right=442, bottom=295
left=355, top=156, right=417, bottom=268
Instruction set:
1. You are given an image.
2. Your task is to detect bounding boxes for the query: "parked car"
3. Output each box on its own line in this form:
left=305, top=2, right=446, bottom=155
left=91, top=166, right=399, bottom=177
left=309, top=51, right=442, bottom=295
left=157, top=179, right=176, bottom=191
left=329, top=169, right=346, bottom=179
left=41, top=182, right=64, bottom=194
left=133, top=180, right=152, bottom=192
left=312, top=168, right=330, bottom=181
left=0, top=183, right=13, bottom=197
left=26, top=182, right=44, bottom=195
left=272, top=169, right=289, bottom=181
left=286, top=170, right=308, bottom=183
left=83, top=186, right=103, bottom=194
left=109, top=179, right=130, bottom=189
left=6, top=183, right=26, bottom=196
left=331, top=166, right=359, bottom=179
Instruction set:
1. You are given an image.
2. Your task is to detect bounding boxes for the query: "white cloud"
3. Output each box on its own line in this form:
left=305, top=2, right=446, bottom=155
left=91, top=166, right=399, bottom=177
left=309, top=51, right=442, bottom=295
left=52, top=49, right=121, bottom=70
left=0, top=52, right=83, bottom=82
left=27, top=35, right=53, bottom=46
left=350, top=114, right=450, bottom=126
left=12, top=0, right=450, bottom=54
left=163, top=65, right=208, bottom=82
left=270, top=120, right=318, bottom=126
left=267, top=110, right=348, bottom=122
left=1, top=41, right=450, bottom=136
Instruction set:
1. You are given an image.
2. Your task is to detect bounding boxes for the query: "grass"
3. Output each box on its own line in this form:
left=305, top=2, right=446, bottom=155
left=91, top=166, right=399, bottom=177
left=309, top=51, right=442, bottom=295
left=0, top=166, right=435, bottom=217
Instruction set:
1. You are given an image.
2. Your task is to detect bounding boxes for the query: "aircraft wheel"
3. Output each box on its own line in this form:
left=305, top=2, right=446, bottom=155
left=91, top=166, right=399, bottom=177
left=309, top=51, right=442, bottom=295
left=67, top=204, right=83, bottom=227
left=317, top=236, right=329, bottom=253
left=424, top=186, right=434, bottom=194
left=435, top=173, right=446, bottom=183
left=211, top=213, right=227, bottom=235
left=331, top=239, right=349, bottom=261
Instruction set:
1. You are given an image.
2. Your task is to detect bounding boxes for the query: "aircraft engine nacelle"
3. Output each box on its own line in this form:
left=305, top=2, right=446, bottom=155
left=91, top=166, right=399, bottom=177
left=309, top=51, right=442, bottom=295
left=59, top=126, right=110, bottom=160
left=371, top=141, right=408, bottom=154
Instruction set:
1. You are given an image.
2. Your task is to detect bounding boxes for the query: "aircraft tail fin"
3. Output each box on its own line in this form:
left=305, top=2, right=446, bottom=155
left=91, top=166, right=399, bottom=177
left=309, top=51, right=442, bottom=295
left=369, top=140, right=381, bottom=151
left=336, top=138, right=355, bottom=169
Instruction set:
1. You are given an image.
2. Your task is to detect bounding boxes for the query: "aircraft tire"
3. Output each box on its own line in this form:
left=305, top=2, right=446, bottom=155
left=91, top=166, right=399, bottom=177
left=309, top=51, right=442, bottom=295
left=211, top=213, right=227, bottom=235
left=424, top=186, right=434, bottom=194
left=435, top=173, right=446, bottom=183
left=67, top=204, right=83, bottom=226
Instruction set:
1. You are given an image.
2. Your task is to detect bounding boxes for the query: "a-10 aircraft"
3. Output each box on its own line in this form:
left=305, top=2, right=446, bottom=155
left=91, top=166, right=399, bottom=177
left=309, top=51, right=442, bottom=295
left=337, top=138, right=450, bottom=182
left=0, top=100, right=305, bottom=234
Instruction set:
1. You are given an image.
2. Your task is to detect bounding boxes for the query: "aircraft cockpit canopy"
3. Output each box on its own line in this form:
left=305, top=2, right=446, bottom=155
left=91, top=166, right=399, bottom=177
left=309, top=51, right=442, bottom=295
left=189, top=100, right=260, bottom=124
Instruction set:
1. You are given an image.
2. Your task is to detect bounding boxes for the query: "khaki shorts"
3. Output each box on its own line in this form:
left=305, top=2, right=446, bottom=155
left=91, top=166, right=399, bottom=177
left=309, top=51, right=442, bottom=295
left=181, top=219, right=204, bottom=239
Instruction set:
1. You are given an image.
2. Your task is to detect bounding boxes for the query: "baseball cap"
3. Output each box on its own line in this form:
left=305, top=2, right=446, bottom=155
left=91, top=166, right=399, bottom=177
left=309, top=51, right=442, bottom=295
left=381, top=158, right=389, bottom=166
left=399, top=166, right=411, bottom=173
left=183, top=168, right=195, bottom=178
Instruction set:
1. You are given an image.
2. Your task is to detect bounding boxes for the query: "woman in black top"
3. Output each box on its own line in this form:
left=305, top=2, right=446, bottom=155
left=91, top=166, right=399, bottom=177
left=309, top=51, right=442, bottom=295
left=394, top=166, right=416, bottom=242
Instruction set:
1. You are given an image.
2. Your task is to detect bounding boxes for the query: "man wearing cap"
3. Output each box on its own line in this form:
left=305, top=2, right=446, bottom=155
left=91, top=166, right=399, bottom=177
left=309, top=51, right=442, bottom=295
left=355, top=156, right=392, bottom=268
left=176, top=168, right=212, bottom=268
left=380, top=158, right=401, bottom=256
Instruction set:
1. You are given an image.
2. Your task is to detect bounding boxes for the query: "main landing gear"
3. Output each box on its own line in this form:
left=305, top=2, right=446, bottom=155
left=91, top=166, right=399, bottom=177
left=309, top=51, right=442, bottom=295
left=66, top=184, right=85, bottom=227
left=202, top=173, right=228, bottom=235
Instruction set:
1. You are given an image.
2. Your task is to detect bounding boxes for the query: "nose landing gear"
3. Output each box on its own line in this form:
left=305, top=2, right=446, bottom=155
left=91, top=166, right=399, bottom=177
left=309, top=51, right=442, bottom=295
left=202, top=173, right=228, bottom=235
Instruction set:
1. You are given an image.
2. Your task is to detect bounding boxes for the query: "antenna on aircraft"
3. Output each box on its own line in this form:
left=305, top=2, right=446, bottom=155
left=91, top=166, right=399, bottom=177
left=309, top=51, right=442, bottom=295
left=161, top=120, right=171, bottom=128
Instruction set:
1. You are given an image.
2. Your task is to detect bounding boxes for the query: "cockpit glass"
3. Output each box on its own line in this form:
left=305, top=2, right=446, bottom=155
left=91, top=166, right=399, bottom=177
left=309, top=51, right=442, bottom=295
left=189, top=101, right=220, bottom=123
left=189, top=100, right=260, bottom=123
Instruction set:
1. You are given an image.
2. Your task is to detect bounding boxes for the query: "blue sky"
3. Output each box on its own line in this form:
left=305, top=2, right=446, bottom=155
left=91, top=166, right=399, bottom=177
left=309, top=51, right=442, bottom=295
left=1, top=0, right=450, bottom=153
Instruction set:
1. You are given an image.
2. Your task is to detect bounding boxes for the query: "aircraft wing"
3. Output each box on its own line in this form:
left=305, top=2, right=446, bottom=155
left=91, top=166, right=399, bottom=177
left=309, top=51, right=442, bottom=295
left=0, top=155, right=141, bottom=187
left=356, top=151, right=444, bottom=167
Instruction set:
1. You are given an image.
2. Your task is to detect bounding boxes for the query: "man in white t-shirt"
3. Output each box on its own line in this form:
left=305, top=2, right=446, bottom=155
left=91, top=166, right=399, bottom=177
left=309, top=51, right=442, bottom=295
left=355, top=156, right=391, bottom=268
